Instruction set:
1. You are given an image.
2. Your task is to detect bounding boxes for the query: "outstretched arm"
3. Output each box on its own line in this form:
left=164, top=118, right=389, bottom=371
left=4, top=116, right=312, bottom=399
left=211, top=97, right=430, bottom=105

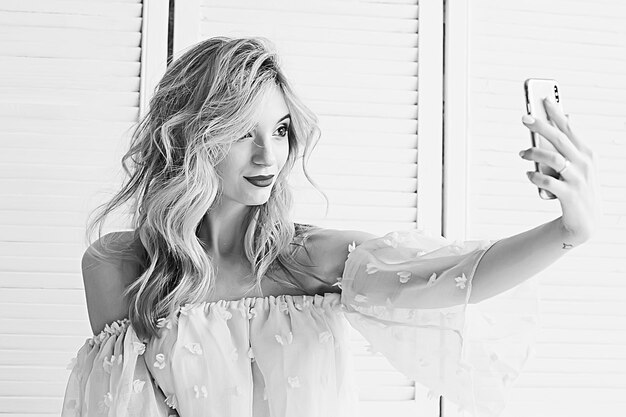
left=318, top=216, right=592, bottom=306
left=469, top=215, right=579, bottom=304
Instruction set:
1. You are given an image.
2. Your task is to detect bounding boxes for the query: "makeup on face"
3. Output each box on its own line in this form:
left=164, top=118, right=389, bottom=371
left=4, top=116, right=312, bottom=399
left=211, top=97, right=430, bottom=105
left=215, top=84, right=290, bottom=205
left=243, top=175, right=274, bottom=187
left=239, top=111, right=290, bottom=189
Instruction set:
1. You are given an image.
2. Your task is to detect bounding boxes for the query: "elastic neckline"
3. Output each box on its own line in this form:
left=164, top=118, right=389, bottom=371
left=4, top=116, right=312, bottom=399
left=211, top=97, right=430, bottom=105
left=175, top=292, right=341, bottom=314
left=89, top=292, right=342, bottom=343
left=197, top=292, right=337, bottom=306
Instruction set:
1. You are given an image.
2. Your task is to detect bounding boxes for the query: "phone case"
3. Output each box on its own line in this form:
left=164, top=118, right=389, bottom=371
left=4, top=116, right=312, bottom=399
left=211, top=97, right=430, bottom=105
left=523, top=78, right=564, bottom=200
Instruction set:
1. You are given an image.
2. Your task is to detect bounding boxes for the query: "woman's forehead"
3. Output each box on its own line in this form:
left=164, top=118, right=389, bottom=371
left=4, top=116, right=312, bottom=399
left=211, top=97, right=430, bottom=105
left=249, top=84, right=290, bottom=127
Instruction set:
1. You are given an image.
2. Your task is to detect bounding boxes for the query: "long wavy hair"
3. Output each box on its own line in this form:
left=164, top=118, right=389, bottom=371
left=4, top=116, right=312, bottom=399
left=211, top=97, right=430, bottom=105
left=85, top=37, right=329, bottom=340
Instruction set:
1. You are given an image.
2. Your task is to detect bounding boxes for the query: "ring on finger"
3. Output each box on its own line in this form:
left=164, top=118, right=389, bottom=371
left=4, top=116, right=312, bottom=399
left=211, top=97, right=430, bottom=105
left=557, top=158, right=571, bottom=176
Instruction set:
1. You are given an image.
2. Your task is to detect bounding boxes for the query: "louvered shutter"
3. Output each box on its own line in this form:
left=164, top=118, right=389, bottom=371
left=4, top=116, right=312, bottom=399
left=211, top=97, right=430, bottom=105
left=173, top=0, right=445, bottom=415
left=0, top=0, right=167, bottom=415
left=443, top=1, right=626, bottom=416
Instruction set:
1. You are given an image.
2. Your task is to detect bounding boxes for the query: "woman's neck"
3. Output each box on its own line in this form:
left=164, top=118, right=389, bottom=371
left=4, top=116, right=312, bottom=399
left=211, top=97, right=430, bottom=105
left=198, top=204, right=252, bottom=262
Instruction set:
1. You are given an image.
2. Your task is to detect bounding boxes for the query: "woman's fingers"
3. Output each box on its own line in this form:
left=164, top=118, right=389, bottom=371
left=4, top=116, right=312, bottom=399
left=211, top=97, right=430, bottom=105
left=522, top=110, right=581, bottom=164
left=543, top=97, right=591, bottom=156
left=520, top=147, right=565, bottom=173
left=526, top=169, right=567, bottom=198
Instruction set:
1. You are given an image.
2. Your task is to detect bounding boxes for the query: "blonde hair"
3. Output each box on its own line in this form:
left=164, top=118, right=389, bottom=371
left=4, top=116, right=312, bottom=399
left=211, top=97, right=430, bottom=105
left=85, top=37, right=329, bottom=340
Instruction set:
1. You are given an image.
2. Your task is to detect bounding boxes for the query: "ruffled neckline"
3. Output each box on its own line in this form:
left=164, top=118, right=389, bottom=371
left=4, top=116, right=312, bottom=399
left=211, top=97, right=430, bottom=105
left=89, top=292, right=342, bottom=345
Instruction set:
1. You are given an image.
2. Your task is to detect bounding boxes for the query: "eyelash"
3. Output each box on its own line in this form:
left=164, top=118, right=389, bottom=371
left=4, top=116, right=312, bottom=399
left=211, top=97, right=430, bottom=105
left=239, top=124, right=289, bottom=141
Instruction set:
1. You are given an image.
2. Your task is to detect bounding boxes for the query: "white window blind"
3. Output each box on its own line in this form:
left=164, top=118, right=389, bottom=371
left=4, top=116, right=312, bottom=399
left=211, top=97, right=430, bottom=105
left=0, top=0, right=167, bottom=415
left=443, top=0, right=626, bottom=416
left=173, top=1, right=444, bottom=416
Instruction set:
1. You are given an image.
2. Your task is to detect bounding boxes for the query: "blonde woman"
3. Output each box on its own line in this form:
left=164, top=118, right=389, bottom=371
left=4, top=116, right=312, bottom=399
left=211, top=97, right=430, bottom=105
left=61, top=37, right=599, bottom=417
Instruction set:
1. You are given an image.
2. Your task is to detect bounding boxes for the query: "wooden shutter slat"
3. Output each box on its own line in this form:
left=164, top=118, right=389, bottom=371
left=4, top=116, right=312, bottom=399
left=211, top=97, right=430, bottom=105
left=0, top=11, right=142, bottom=32
left=294, top=189, right=416, bottom=207
left=0, top=103, right=138, bottom=122
left=204, top=1, right=417, bottom=18
left=1, top=0, right=142, bottom=17
left=0, top=303, right=85, bottom=319
left=0, top=42, right=141, bottom=61
left=198, top=23, right=418, bottom=47
left=0, top=26, right=141, bottom=46
left=201, top=12, right=418, bottom=32
left=0, top=56, right=140, bottom=76
left=0, top=76, right=140, bottom=92
left=0, top=88, right=138, bottom=107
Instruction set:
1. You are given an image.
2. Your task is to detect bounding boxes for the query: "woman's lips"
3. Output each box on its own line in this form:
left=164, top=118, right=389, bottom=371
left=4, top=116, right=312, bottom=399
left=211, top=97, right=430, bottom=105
left=244, top=175, right=274, bottom=181
left=244, top=175, right=274, bottom=187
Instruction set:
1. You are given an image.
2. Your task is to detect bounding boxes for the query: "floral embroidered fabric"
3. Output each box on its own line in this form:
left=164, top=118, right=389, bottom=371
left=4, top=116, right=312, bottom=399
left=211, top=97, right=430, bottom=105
left=61, top=229, right=538, bottom=417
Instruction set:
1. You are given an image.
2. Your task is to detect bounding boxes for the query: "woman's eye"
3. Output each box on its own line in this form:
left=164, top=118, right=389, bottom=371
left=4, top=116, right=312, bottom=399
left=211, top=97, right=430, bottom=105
left=276, top=124, right=289, bottom=137
left=238, top=125, right=288, bottom=141
left=238, top=132, right=253, bottom=141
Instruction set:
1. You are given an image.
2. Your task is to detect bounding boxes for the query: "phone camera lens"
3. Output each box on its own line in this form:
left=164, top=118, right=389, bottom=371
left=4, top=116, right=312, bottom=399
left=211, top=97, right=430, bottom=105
left=553, top=85, right=560, bottom=102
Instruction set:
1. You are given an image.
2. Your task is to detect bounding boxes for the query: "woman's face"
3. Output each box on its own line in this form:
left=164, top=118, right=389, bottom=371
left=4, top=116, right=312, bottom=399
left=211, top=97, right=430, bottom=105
left=216, top=83, right=291, bottom=207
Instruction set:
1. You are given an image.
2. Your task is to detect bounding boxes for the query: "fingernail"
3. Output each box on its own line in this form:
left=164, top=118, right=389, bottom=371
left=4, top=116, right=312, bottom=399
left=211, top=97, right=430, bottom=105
left=519, top=150, right=526, bottom=157
left=526, top=171, right=533, bottom=179
left=522, top=114, right=535, bottom=124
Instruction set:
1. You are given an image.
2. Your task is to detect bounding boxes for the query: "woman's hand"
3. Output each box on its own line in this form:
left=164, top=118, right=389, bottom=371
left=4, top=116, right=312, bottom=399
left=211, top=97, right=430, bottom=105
left=519, top=96, right=600, bottom=246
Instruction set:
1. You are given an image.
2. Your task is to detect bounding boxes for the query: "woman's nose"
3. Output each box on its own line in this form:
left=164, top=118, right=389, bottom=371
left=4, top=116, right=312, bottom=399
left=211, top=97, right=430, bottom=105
left=251, top=136, right=277, bottom=165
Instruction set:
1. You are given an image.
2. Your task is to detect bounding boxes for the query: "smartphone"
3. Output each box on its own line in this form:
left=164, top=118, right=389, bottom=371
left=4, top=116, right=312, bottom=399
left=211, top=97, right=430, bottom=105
left=523, top=78, right=565, bottom=200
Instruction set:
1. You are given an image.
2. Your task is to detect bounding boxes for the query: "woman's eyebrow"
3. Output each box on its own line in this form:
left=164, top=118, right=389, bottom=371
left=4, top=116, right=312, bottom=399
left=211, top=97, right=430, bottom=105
left=276, top=114, right=291, bottom=123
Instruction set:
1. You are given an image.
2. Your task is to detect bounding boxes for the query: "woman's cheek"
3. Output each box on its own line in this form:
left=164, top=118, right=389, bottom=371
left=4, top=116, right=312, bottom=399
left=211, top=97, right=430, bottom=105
left=279, top=141, right=290, bottom=166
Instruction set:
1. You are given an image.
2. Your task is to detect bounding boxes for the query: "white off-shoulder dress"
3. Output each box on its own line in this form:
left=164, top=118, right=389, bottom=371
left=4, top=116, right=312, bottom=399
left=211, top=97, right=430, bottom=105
left=61, top=229, right=539, bottom=417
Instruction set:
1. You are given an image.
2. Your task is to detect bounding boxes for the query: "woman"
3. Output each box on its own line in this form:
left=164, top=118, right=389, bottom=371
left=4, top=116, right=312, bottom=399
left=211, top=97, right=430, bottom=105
left=62, top=37, right=599, bottom=417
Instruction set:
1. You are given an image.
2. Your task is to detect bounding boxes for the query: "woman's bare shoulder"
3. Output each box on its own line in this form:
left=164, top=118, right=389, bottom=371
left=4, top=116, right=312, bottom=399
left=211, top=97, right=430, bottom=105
left=84, top=231, right=146, bottom=269
left=82, top=230, right=145, bottom=335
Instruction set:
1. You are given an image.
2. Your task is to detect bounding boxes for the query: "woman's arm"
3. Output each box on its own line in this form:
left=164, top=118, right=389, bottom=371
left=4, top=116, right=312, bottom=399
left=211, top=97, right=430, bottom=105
left=82, top=231, right=142, bottom=334
left=307, top=228, right=378, bottom=286
left=469, top=215, right=582, bottom=304
left=319, top=217, right=585, bottom=306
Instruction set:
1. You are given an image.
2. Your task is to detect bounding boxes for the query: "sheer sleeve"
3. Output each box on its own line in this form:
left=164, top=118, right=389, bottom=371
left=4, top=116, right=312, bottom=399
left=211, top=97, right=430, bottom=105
left=61, top=319, right=174, bottom=417
left=339, top=229, right=539, bottom=417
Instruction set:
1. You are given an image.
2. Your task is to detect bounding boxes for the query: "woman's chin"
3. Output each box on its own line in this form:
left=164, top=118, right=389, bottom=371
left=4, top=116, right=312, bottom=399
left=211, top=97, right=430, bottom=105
left=243, top=195, right=271, bottom=206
